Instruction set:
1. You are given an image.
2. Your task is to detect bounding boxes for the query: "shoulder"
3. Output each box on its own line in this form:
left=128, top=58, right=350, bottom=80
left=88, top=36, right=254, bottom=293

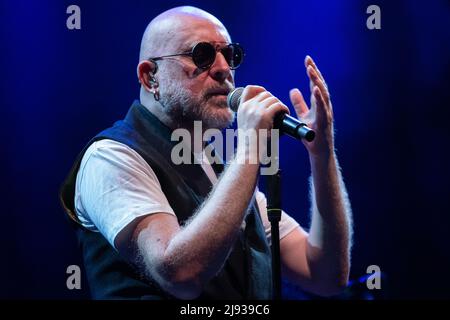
left=83, top=139, right=143, bottom=162
left=79, top=139, right=154, bottom=178
left=74, top=138, right=175, bottom=246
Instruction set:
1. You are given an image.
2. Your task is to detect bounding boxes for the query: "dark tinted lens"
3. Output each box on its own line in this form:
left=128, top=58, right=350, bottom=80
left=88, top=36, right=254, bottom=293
left=192, top=42, right=216, bottom=69
left=222, top=44, right=244, bottom=69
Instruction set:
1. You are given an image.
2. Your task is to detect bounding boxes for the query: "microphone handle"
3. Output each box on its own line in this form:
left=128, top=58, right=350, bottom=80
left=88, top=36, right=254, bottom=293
left=275, top=113, right=315, bottom=142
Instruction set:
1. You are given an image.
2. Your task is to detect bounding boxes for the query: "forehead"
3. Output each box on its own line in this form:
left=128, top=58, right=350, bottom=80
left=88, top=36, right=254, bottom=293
left=170, top=17, right=231, bottom=50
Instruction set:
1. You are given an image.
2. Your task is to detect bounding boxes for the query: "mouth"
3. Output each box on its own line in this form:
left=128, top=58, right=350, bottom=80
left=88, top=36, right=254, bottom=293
left=205, top=88, right=231, bottom=99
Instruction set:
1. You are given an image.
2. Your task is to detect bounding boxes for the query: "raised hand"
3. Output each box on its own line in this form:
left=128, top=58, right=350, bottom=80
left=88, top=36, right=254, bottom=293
left=289, top=55, right=334, bottom=158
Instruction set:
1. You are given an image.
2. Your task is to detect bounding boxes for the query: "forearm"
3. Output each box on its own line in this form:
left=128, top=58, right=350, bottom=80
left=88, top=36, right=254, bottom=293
left=137, top=85, right=288, bottom=298
left=307, top=152, right=352, bottom=292
left=161, top=156, right=260, bottom=290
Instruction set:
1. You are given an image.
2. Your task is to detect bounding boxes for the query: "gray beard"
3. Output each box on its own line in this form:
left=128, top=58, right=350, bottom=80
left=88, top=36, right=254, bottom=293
left=158, top=80, right=234, bottom=130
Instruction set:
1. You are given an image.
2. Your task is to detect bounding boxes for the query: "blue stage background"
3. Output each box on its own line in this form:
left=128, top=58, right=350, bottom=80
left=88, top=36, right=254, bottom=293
left=1, top=0, right=450, bottom=299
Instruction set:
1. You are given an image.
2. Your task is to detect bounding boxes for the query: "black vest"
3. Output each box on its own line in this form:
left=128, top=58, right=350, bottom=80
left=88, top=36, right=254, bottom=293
left=60, top=100, right=272, bottom=299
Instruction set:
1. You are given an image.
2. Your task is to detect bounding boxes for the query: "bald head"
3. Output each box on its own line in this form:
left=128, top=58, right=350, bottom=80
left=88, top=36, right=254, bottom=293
left=137, top=6, right=236, bottom=131
left=139, top=6, right=231, bottom=62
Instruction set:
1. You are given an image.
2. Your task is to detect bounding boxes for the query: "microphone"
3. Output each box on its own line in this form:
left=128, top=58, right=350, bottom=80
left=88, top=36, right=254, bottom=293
left=227, top=87, right=315, bottom=142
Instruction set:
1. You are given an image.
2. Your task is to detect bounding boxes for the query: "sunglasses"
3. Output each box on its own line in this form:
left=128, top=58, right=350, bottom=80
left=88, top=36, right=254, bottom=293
left=149, top=42, right=245, bottom=72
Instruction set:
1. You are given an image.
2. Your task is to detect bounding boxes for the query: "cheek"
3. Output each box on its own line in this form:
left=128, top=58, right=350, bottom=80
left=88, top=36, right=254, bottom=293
left=185, top=78, right=211, bottom=99
left=181, top=64, right=193, bottom=77
left=165, top=59, right=197, bottom=82
left=181, top=60, right=202, bottom=79
left=183, top=82, right=204, bottom=99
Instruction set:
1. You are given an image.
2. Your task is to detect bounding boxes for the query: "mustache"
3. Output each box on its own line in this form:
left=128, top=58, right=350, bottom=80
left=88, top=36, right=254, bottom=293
left=203, top=85, right=234, bottom=100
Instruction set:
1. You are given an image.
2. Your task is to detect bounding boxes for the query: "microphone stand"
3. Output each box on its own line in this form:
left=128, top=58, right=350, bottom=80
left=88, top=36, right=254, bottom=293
left=266, top=169, right=282, bottom=300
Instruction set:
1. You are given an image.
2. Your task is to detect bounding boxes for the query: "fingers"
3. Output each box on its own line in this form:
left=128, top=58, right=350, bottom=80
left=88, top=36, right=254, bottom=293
left=237, top=85, right=290, bottom=133
left=251, top=90, right=290, bottom=114
left=260, top=94, right=290, bottom=117
left=305, top=55, right=325, bottom=85
left=289, top=88, right=309, bottom=117
left=305, top=56, right=330, bottom=105
left=254, top=91, right=273, bottom=103
left=259, top=96, right=279, bottom=107
left=240, top=85, right=289, bottom=115
left=266, top=103, right=290, bottom=120
left=313, top=85, right=328, bottom=126
left=307, top=66, right=329, bottom=104
left=240, top=85, right=267, bottom=103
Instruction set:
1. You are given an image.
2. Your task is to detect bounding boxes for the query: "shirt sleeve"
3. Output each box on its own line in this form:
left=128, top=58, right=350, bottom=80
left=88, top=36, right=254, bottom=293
left=255, top=188, right=302, bottom=246
left=74, top=139, right=176, bottom=249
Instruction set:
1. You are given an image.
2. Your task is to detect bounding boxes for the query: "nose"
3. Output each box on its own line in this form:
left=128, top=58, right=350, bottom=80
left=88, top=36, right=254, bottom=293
left=209, top=51, right=232, bottom=82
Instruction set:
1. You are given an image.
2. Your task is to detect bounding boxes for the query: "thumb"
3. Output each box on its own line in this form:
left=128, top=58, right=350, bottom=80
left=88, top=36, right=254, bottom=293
left=289, top=88, right=309, bottom=118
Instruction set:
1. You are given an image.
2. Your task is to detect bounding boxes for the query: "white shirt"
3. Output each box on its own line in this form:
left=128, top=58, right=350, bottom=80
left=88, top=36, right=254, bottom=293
left=75, top=139, right=299, bottom=249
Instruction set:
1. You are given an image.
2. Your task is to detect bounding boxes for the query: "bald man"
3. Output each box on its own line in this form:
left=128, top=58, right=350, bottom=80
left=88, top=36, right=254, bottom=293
left=60, top=6, right=352, bottom=300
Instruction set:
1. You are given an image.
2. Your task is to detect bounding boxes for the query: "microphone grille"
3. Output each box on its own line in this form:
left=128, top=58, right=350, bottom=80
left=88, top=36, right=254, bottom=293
left=227, top=87, right=244, bottom=112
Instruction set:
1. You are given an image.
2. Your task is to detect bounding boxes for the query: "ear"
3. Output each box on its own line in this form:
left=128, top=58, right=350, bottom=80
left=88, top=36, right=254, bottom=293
left=137, top=60, right=158, bottom=92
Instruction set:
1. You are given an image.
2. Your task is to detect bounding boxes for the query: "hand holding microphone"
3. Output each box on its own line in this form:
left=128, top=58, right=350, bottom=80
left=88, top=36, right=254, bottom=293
left=227, top=87, right=315, bottom=142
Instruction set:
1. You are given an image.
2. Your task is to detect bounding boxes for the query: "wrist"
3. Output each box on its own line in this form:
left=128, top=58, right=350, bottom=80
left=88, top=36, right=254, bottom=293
left=236, top=137, right=260, bottom=165
left=235, top=147, right=260, bottom=165
left=309, top=148, right=336, bottom=168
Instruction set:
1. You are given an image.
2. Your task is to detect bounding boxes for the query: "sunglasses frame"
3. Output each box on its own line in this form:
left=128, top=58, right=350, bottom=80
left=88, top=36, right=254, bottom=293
left=148, top=42, right=244, bottom=73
